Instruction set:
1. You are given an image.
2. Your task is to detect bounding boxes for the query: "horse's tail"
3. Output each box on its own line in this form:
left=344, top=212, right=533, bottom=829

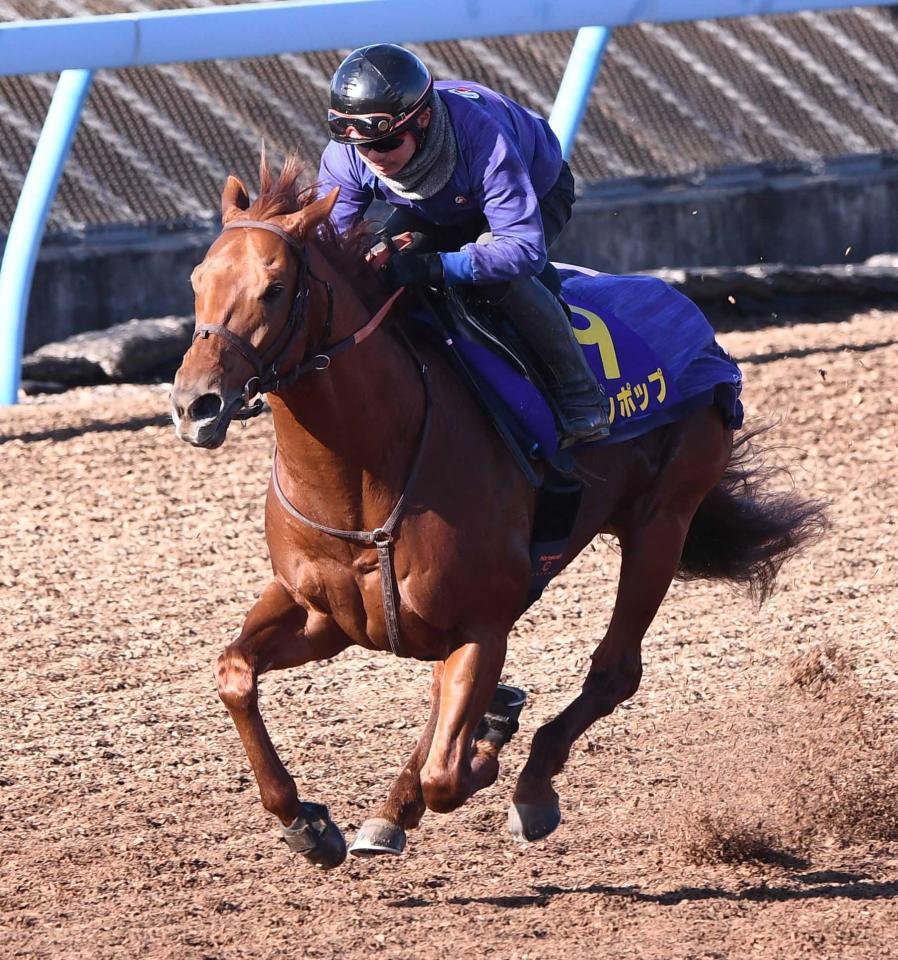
left=677, top=427, right=827, bottom=602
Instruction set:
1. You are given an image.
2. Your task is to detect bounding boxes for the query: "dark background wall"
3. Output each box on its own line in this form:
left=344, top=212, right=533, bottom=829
left=23, top=227, right=216, bottom=353
left=16, top=155, right=898, bottom=353
left=556, top=156, right=898, bottom=274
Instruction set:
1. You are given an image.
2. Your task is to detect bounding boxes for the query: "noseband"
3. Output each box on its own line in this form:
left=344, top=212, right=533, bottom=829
left=193, top=218, right=402, bottom=419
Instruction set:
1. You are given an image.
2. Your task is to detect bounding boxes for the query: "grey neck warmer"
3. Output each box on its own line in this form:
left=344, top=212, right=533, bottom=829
left=360, top=91, right=457, bottom=201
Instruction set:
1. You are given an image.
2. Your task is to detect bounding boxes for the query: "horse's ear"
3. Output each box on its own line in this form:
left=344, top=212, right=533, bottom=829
left=309, top=186, right=341, bottom=227
left=221, top=175, right=250, bottom=224
left=280, top=187, right=341, bottom=238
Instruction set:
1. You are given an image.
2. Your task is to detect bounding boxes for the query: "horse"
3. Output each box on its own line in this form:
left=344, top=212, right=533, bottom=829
left=171, top=156, right=824, bottom=869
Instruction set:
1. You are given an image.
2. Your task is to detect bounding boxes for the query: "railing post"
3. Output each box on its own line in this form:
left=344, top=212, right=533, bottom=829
left=0, top=68, right=93, bottom=405
left=549, top=26, right=611, bottom=160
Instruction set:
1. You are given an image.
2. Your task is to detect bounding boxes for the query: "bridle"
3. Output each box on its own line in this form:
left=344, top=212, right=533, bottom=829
left=193, top=218, right=403, bottom=420
left=192, top=217, right=429, bottom=658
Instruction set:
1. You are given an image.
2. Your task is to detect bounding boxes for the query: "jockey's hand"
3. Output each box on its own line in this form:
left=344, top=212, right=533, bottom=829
left=385, top=252, right=444, bottom=290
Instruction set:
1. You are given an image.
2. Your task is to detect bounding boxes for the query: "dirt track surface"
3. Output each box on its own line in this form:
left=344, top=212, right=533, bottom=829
left=2, top=307, right=897, bottom=959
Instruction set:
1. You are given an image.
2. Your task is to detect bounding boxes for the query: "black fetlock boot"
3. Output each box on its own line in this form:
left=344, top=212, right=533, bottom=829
left=474, top=684, right=528, bottom=749
left=498, top=276, right=610, bottom=446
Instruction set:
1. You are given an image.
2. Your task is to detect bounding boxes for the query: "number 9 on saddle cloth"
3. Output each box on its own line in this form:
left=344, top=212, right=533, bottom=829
left=379, top=217, right=743, bottom=476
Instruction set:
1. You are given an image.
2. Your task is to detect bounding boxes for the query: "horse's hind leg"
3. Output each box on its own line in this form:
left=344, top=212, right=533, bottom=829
left=512, top=413, right=731, bottom=841
left=509, top=524, right=669, bottom=841
left=216, top=579, right=350, bottom=867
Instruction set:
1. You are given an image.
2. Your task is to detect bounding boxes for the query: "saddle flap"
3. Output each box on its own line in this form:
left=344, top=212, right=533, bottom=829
left=409, top=288, right=561, bottom=475
left=442, top=289, right=530, bottom=378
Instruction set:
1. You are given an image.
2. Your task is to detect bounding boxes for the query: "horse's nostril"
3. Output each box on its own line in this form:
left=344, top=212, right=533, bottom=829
left=187, top=392, right=224, bottom=422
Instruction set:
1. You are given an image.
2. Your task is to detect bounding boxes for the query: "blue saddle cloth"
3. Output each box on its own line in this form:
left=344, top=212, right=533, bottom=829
left=450, top=264, right=744, bottom=458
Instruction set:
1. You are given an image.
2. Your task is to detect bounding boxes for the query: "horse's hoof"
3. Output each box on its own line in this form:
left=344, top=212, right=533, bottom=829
left=281, top=802, right=347, bottom=869
left=302, top=817, right=348, bottom=869
left=508, top=801, right=561, bottom=842
left=349, top=818, right=407, bottom=857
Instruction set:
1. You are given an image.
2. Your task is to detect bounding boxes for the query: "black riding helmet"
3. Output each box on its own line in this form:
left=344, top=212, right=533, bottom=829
left=328, top=43, right=433, bottom=146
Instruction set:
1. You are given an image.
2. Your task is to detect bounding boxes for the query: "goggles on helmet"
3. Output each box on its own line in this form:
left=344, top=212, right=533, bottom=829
left=328, top=109, right=400, bottom=142
left=327, top=83, right=433, bottom=145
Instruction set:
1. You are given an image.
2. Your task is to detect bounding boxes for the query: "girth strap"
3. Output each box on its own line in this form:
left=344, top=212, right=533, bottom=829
left=269, top=339, right=432, bottom=658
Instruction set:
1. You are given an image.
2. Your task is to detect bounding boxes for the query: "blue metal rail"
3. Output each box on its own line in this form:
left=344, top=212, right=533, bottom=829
left=2, top=0, right=895, bottom=403
left=0, top=71, right=93, bottom=405
left=0, top=1, right=887, bottom=75
left=550, top=26, right=612, bottom=161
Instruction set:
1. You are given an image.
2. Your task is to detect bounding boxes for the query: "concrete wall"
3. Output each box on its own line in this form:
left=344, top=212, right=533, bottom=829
left=553, top=154, right=898, bottom=273
left=14, top=154, right=898, bottom=353
left=20, top=224, right=217, bottom=354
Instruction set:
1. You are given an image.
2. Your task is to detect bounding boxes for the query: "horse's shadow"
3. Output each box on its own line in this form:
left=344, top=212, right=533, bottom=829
left=739, top=336, right=898, bottom=367
left=1, top=412, right=173, bottom=445
left=389, top=872, right=898, bottom=909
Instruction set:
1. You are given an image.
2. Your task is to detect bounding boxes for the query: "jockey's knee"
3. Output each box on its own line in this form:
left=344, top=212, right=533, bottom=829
left=215, top=648, right=257, bottom=712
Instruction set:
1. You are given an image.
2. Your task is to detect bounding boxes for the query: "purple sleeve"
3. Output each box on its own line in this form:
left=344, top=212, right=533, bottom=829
left=317, top=141, right=373, bottom=236
left=458, top=120, right=548, bottom=285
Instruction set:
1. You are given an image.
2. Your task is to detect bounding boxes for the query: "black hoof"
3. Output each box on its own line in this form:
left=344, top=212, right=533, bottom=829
left=281, top=802, right=347, bottom=870
left=508, top=800, right=562, bottom=842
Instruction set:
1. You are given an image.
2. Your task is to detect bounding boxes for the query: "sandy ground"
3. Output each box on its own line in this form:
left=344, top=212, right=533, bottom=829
left=1, top=306, right=897, bottom=959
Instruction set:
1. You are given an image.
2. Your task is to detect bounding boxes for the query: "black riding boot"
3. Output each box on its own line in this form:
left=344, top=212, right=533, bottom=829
left=498, top=276, right=610, bottom=446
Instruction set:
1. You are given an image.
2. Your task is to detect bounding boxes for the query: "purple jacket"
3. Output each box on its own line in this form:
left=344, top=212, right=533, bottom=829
left=317, top=81, right=564, bottom=285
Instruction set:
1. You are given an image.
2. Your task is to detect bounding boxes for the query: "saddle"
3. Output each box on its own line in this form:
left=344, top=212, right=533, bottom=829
left=369, top=233, right=574, bottom=484
left=368, top=234, right=746, bottom=605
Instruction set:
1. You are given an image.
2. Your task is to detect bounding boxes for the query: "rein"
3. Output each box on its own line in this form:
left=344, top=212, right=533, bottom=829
left=196, top=217, right=427, bottom=658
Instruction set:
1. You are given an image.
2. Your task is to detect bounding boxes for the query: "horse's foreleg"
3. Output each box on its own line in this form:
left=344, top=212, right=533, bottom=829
left=352, top=659, right=523, bottom=856
left=215, top=579, right=350, bottom=867
left=420, top=631, right=507, bottom=814
left=376, top=663, right=444, bottom=828
left=350, top=664, right=444, bottom=857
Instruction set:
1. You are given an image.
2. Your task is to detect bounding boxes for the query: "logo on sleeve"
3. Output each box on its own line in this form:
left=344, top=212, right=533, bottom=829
left=449, top=87, right=481, bottom=100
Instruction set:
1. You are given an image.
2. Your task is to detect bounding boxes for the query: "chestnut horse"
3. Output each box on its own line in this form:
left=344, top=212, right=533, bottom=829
left=171, top=158, right=822, bottom=869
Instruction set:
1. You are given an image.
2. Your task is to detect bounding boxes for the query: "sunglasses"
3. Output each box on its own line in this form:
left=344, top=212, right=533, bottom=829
left=353, top=133, right=408, bottom=154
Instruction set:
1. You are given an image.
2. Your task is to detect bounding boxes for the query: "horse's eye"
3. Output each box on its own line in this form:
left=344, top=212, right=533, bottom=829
left=262, top=283, right=285, bottom=302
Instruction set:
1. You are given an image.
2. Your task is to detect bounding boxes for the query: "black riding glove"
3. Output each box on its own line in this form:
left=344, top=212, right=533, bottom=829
left=386, top=252, right=444, bottom=290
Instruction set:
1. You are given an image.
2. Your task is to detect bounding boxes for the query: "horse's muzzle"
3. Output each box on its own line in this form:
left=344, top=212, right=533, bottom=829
left=170, top=388, right=234, bottom=448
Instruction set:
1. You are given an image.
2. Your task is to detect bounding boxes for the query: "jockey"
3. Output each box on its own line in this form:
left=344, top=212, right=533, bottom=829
left=318, top=43, right=610, bottom=446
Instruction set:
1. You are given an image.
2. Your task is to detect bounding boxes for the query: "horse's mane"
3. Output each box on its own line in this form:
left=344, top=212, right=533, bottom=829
left=245, top=152, right=384, bottom=310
